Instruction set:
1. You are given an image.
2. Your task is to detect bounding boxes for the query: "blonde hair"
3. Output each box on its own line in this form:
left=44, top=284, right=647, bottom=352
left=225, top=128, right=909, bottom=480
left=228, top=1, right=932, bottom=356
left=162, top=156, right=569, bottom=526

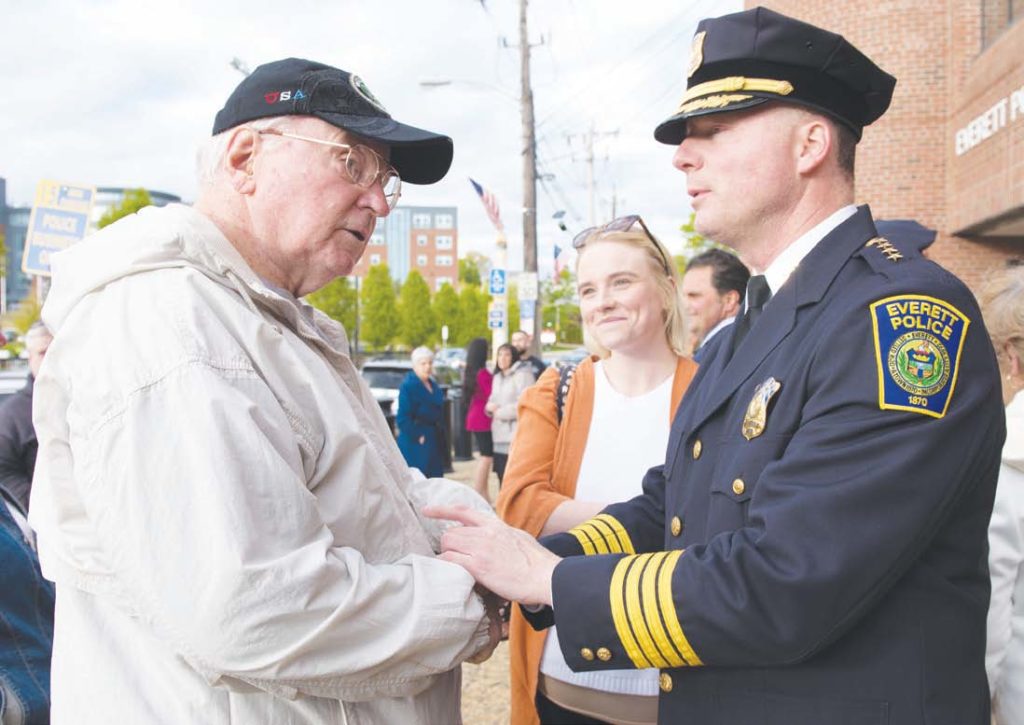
left=979, top=263, right=1024, bottom=360
left=574, top=229, right=688, bottom=358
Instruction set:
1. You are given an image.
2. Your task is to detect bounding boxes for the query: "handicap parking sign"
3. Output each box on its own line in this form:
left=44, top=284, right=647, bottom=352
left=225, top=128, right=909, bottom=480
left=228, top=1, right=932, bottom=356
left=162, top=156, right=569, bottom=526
left=489, top=268, right=506, bottom=296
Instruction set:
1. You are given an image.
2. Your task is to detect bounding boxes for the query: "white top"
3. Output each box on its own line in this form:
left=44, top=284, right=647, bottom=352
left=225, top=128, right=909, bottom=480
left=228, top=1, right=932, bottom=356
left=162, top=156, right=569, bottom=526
left=540, top=360, right=674, bottom=695
left=760, top=204, right=858, bottom=298
left=987, top=390, right=1024, bottom=725
left=700, top=314, right=737, bottom=349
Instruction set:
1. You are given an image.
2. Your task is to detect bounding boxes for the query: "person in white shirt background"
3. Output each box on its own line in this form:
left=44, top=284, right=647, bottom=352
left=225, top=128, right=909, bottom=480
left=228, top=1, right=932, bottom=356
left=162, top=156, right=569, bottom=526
left=980, top=263, right=1024, bottom=725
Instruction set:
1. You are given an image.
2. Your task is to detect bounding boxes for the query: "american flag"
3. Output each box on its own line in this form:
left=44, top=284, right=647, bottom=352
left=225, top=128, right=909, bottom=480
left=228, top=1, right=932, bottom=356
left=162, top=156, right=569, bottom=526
left=469, top=178, right=504, bottom=233
left=553, top=244, right=569, bottom=280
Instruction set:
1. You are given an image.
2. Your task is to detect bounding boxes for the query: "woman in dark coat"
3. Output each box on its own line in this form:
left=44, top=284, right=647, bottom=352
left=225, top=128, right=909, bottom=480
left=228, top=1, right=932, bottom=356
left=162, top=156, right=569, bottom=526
left=396, top=346, right=446, bottom=478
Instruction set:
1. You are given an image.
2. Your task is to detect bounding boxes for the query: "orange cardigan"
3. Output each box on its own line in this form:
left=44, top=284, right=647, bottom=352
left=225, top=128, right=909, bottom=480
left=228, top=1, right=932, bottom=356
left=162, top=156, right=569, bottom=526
left=496, top=355, right=698, bottom=725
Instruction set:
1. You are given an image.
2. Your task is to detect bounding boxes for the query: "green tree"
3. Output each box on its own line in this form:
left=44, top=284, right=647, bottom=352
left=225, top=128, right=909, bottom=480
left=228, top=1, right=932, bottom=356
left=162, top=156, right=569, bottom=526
left=432, top=283, right=461, bottom=346
left=306, top=276, right=357, bottom=334
left=679, top=211, right=728, bottom=265
left=507, top=284, right=521, bottom=334
left=361, top=264, right=399, bottom=350
left=398, top=270, right=436, bottom=347
left=98, top=188, right=152, bottom=229
left=541, top=269, right=582, bottom=344
left=457, top=285, right=490, bottom=346
left=459, top=251, right=493, bottom=288
left=3, top=296, right=41, bottom=336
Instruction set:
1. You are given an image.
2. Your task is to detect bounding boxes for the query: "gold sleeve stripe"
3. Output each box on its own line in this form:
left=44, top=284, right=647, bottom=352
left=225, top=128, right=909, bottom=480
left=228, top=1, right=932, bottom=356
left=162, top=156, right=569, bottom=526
left=625, top=554, right=671, bottom=669
left=594, top=514, right=636, bottom=555
left=589, top=517, right=626, bottom=555
left=657, top=549, right=703, bottom=666
left=569, top=524, right=598, bottom=556
left=641, top=553, right=688, bottom=668
left=585, top=523, right=612, bottom=555
left=610, top=555, right=654, bottom=669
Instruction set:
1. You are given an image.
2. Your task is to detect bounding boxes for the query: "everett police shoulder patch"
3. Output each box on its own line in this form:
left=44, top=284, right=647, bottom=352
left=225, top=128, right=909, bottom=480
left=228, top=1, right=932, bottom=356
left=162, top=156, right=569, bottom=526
left=870, top=294, right=970, bottom=419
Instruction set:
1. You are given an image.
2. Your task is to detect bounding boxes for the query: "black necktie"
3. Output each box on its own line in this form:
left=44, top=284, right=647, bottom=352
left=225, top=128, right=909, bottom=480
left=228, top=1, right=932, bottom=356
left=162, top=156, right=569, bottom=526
left=730, top=275, right=771, bottom=357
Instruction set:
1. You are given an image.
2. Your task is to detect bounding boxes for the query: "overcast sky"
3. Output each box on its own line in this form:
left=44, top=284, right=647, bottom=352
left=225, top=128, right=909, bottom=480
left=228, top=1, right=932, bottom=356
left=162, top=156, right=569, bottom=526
left=0, top=0, right=739, bottom=274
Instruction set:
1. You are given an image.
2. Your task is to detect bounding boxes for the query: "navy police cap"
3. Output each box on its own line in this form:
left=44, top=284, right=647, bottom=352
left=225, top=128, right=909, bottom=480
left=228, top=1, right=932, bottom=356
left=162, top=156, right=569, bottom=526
left=654, top=7, right=896, bottom=145
left=213, top=58, right=453, bottom=185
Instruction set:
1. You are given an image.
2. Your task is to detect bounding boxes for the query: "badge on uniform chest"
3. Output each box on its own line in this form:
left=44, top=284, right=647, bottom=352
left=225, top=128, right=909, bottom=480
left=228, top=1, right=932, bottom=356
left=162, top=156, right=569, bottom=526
left=742, top=376, right=782, bottom=440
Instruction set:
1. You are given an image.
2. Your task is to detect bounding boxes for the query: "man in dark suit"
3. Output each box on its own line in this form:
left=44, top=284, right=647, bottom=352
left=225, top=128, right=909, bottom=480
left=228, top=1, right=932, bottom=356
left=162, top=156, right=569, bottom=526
left=682, top=249, right=750, bottom=362
left=427, top=7, right=1004, bottom=724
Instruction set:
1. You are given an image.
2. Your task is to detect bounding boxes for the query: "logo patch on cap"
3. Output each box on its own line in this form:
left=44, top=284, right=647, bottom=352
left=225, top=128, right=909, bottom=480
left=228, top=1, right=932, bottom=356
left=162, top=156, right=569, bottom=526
left=870, top=294, right=970, bottom=419
left=688, top=31, right=706, bottom=79
left=350, top=75, right=387, bottom=114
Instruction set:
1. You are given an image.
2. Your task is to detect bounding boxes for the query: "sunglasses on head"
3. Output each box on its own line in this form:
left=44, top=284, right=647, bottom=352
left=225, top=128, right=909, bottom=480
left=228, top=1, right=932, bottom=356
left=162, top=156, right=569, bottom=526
left=572, top=214, right=672, bottom=275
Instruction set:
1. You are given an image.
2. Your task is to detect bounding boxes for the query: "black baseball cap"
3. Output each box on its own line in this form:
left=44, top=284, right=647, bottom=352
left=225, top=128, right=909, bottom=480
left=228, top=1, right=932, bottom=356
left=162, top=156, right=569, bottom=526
left=213, top=58, right=453, bottom=185
left=654, top=7, right=896, bottom=145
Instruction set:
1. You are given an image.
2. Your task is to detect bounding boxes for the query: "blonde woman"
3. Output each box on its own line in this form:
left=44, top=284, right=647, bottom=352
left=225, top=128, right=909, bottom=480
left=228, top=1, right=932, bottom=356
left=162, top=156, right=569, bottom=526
left=981, top=264, right=1024, bottom=725
left=497, top=216, right=697, bottom=725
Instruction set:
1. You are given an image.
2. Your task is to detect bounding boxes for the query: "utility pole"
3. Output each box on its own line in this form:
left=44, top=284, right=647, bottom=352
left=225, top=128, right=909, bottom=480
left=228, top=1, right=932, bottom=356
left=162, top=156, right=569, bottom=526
left=568, top=123, right=619, bottom=225
left=504, top=0, right=543, bottom=354
left=516, top=0, right=540, bottom=350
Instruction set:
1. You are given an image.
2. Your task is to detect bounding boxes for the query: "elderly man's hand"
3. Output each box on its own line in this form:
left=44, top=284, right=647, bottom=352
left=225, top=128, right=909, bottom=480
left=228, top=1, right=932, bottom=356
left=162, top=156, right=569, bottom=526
left=423, top=505, right=560, bottom=607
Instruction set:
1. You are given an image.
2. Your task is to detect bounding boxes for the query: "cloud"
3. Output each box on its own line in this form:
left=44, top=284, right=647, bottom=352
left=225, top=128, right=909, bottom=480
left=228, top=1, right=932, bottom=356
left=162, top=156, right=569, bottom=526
left=1, top=0, right=734, bottom=271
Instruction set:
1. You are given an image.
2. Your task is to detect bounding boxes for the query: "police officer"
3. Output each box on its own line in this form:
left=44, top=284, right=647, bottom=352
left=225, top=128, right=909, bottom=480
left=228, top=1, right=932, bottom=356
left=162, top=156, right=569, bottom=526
left=427, top=7, right=1004, bottom=723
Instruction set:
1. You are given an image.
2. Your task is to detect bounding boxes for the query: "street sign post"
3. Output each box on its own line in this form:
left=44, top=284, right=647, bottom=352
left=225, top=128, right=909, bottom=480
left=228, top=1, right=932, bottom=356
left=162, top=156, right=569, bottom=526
left=488, top=308, right=505, bottom=330
left=22, top=180, right=96, bottom=277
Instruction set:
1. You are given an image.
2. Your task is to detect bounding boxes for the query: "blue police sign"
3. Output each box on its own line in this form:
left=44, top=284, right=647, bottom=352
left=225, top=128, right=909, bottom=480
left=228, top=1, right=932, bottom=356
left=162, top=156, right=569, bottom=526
left=22, top=180, right=96, bottom=277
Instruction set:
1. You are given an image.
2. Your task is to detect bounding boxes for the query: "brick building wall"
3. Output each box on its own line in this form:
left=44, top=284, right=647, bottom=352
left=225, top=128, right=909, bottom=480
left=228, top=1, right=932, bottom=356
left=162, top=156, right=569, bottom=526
left=746, top=1, right=1024, bottom=292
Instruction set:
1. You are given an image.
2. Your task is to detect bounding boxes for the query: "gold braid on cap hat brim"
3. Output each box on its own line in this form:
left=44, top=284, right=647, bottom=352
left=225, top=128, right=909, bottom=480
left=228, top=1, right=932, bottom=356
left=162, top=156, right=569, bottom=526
left=675, top=76, right=794, bottom=115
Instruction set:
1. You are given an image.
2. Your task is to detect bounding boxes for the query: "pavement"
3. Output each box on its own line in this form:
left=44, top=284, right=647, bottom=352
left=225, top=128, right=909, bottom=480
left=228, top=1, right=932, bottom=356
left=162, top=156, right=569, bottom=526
left=446, top=456, right=512, bottom=725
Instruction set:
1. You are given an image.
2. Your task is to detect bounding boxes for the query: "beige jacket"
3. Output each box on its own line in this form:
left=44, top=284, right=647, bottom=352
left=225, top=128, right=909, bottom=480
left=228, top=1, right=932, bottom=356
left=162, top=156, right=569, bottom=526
left=29, top=204, right=492, bottom=725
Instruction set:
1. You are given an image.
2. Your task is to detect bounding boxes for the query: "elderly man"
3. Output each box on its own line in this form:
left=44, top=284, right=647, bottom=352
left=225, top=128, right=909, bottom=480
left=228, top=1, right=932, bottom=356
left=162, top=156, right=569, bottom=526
left=29, top=58, right=499, bottom=724
left=428, top=8, right=1004, bottom=723
left=680, top=249, right=749, bottom=361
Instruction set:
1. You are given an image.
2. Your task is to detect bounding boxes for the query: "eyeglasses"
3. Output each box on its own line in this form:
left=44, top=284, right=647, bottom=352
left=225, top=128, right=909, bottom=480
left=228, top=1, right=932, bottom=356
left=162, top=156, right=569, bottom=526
left=255, top=128, right=402, bottom=210
left=572, top=214, right=672, bottom=275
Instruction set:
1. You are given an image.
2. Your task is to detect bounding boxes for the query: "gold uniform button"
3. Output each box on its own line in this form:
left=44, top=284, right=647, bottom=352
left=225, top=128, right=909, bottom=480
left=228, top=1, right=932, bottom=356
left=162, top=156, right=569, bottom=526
left=659, top=672, right=673, bottom=692
left=692, top=439, right=703, bottom=459
left=580, top=648, right=595, bottom=661
left=671, top=516, right=682, bottom=537
left=596, top=647, right=612, bottom=662
left=732, top=478, right=746, bottom=495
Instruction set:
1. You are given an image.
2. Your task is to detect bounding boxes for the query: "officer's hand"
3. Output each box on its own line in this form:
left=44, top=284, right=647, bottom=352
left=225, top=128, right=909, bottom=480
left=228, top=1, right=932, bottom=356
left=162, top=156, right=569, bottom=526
left=423, top=504, right=560, bottom=607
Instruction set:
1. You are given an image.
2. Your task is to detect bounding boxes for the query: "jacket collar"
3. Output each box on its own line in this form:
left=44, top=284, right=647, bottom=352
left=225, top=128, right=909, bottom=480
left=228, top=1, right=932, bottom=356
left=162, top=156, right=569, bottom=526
left=686, top=206, right=878, bottom=432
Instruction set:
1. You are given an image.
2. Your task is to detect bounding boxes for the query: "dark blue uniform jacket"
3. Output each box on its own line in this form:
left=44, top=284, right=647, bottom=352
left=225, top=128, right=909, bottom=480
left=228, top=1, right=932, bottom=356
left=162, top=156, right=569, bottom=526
left=527, top=207, right=1004, bottom=725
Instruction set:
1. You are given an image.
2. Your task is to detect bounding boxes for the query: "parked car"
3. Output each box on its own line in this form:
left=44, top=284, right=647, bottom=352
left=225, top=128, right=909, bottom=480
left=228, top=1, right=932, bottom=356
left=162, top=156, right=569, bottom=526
left=549, top=346, right=590, bottom=371
left=0, top=364, right=29, bottom=406
left=434, top=347, right=466, bottom=373
left=359, top=358, right=460, bottom=435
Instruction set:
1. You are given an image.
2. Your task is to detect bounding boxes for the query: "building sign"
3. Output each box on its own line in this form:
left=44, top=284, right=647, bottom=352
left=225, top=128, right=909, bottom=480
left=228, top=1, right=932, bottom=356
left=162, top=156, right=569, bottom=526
left=22, top=180, right=96, bottom=276
left=954, top=83, right=1024, bottom=156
